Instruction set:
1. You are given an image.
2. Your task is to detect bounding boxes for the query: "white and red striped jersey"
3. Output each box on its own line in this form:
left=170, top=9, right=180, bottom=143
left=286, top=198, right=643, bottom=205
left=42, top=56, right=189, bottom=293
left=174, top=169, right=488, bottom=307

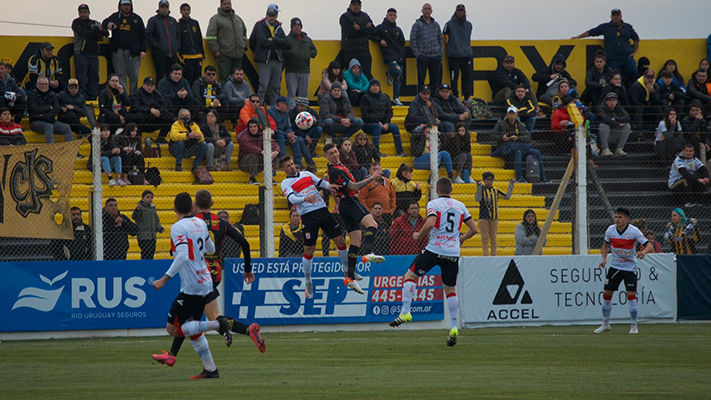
left=170, top=216, right=213, bottom=295
left=604, top=224, right=648, bottom=272
left=281, top=171, right=329, bottom=216
left=425, top=196, right=472, bottom=257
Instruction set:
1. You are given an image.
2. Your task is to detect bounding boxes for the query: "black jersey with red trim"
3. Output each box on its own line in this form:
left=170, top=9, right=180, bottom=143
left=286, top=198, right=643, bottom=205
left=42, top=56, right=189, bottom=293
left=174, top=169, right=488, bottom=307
left=196, top=211, right=252, bottom=283
left=327, top=163, right=358, bottom=198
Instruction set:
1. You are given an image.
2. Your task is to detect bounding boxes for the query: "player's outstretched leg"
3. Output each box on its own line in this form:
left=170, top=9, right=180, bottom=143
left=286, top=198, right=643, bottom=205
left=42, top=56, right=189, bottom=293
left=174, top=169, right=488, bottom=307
left=303, top=253, right=314, bottom=299
left=390, top=278, right=416, bottom=327
left=216, top=316, right=234, bottom=346
left=594, top=292, right=613, bottom=334
left=217, top=315, right=266, bottom=353
left=445, top=291, right=460, bottom=346
left=344, top=244, right=364, bottom=294
left=188, top=333, right=219, bottom=380
left=190, top=369, right=220, bottom=380
left=447, top=327, right=459, bottom=347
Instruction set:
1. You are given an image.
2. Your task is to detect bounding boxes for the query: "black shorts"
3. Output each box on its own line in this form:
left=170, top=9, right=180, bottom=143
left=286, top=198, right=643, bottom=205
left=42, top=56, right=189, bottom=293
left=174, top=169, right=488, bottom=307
left=205, top=286, right=220, bottom=304
left=338, top=197, right=370, bottom=232
left=409, top=250, right=460, bottom=287
left=167, top=292, right=209, bottom=326
left=302, top=207, right=343, bottom=246
left=604, top=267, right=638, bottom=292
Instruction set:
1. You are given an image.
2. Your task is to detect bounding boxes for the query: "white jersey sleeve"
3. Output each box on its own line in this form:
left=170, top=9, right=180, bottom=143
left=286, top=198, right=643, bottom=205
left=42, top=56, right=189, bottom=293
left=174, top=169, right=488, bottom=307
left=425, top=197, right=472, bottom=257
left=281, top=172, right=328, bottom=216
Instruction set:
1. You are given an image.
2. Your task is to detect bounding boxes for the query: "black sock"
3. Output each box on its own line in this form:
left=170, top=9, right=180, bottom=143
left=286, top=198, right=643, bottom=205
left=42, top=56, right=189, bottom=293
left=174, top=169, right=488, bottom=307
left=230, top=320, right=250, bottom=335
left=348, top=245, right=359, bottom=279
left=170, top=336, right=185, bottom=356
left=362, top=226, right=376, bottom=254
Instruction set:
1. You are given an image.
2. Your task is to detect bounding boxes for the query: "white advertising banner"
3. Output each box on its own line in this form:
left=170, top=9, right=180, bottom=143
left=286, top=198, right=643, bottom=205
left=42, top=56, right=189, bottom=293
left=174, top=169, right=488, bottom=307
left=459, top=254, right=676, bottom=328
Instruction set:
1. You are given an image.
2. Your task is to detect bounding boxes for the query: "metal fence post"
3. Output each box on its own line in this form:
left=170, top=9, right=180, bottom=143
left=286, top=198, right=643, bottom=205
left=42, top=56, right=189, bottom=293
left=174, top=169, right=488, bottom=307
left=429, top=127, right=439, bottom=200
left=574, top=125, right=588, bottom=255
left=91, top=127, right=103, bottom=260
left=262, top=127, right=274, bottom=258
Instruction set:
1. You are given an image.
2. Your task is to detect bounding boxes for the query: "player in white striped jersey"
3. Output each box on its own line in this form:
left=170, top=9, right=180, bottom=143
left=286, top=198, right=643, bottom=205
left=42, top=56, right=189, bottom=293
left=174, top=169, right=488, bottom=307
left=152, top=192, right=236, bottom=380
left=279, top=156, right=353, bottom=299
left=594, top=207, right=652, bottom=335
left=389, top=178, right=478, bottom=346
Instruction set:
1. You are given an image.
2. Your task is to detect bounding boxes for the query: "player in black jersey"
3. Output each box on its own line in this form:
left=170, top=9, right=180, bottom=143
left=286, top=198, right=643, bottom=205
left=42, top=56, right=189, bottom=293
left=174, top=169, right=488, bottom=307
left=324, top=143, right=385, bottom=294
left=152, top=190, right=265, bottom=368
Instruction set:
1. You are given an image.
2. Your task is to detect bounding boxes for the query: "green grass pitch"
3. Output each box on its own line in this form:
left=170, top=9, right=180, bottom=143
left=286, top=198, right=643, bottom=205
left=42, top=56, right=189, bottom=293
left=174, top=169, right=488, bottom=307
left=2, top=324, right=710, bottom=399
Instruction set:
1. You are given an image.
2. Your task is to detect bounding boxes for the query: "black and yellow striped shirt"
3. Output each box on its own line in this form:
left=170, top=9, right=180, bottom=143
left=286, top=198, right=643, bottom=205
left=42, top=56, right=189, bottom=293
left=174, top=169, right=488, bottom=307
left=665, top=223, right=699, bottom=255
left=479, top=186, right=506, bottom=220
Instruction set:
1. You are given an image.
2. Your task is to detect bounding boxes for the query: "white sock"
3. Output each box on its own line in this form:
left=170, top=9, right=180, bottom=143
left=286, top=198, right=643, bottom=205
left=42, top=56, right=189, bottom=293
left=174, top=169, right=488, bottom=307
left=190, top=334, right=216, bottom=372
left=180, top=320, right=220, bottom=337
left=302, top=255, right=313, bottom=282
left=628, top=298, right=638, bottom=323
left=337, top=247, right=349, bottom=277
left=602, top=299, right=612, bottom=323
left=447, top=293, right=459, bottom=329
left=401, top=280, right=416, bottom=315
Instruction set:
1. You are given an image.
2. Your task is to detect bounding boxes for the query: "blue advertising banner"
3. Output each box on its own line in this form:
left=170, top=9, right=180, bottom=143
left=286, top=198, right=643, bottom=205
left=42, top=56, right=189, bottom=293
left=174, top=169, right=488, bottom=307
left=0, top=260, right=180, bottom=332
left=223, top=256, right=445, bottom=326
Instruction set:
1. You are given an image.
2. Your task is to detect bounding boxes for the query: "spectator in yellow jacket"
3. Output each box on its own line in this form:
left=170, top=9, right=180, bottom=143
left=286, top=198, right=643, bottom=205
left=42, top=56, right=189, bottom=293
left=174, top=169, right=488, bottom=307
left=168, top=108, right=207, bottom=171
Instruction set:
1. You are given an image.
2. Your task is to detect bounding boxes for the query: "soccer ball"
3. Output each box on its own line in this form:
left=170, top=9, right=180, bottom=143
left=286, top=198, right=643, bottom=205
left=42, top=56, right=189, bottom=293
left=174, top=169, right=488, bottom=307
left=295, top=111, right=314, bottom=130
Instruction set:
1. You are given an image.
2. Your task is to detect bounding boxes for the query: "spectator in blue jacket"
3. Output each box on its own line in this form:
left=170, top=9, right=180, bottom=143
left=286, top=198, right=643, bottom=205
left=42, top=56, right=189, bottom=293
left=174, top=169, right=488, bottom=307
left=344, top=58, right=369, bottom=106
left=410, top=3, right=443, bottom=93
left=572, top=8, right=640, bottom=87
left=443, top=4, right=473, bottom=102
left=147, top=0, right=181, bottom=81
left=269, top=96, right=316, bottom=172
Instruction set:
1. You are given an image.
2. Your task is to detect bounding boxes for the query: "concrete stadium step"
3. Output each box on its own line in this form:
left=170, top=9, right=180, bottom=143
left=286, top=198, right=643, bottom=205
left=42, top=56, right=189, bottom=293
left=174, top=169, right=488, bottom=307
left=70, top=183, right=259, bottom=198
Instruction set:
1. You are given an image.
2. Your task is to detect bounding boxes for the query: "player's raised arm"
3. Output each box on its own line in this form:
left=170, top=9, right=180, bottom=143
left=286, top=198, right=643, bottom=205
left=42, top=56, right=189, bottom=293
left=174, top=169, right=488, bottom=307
left=346, top=166, right=382, bottom=191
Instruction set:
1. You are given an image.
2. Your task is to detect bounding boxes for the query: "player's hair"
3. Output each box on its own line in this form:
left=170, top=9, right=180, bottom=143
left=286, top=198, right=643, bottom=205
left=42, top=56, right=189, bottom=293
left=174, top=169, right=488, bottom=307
left=615, top=207, right=631, bottom=218
left=70, top=206, right=81, bottom=212
left=174, top=192, right=193, bottom=214
left=170, top=63, right=184, bottom=73
left=195, top=189, right=212, bottom=209
left=204, top=65, right=217, bottom=73
left=141, top=190, right=153, bottom=199
left=279, top=155, right=293, bottom=168
left=105, top=197, right=117, bottom=206
left=436, top=177, right=452, bottom=195
left=323, top=143, right=337, bottom=154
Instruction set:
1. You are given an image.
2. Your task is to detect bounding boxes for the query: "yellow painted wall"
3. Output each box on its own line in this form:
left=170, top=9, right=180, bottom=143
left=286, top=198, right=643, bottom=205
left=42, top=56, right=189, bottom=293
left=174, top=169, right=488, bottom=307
left=2, top=36, right=706, bottom=102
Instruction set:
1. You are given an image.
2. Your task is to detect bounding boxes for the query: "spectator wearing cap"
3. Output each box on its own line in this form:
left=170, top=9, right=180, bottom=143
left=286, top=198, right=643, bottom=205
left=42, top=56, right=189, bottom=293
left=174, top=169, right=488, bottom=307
left=269, top=96, right=316, bottom=172
left=192, top=65, right=228, bottom=123
left=599, top=71, right=631, bottom=108
left=533, top=54, right=577, bottom=107
left=344, top=58, right=369, bottom=106
left=28, top=76, right=74, bottom=144
left=158, top=63, right=199, bottom=117
left=572, top=9, right=640, bottom=87
left=102, top=0, right=147, bottom=95
left=71, top=4, right=106, bottom=101
left=361, top=79, right=405, bottom=157
left=254, top=4, right=291, bottom=106
left=289, top=97, right=322, bottom=157
left=177, top=3, right=205, bottom=85
left=372, top=8, right=406, bottom=106
left=238, top=117, right=280, bottom=185
left=432, top=83, right=470, bottom=134
left=410, top=3, right=444, bottom=93
left=551, top=96, right=575, bottom=154
left=318, top=81, right=363, bottom=142
left=0, top=62, right=27, bottom=124
left=580, top=52, right=613, bottom=109
left=596, top=92, right=631, bottom=157
left=507, top=85, right=537, bottom=133
left=57, top=79, right=91, bottom=138
left=25, top=42, right=63, bottom=92
left=628, top=69, right=663, bottom=131
left=0, top=107, right=26, bottom=146
left=655, top=70, right=686, bottom=116
left=284, top=17, right=317, bottom=109
left=492, top=55, right=536, bottom=107
left=129, top=76, right=173, bottom=142
left=492, top=106, right=549, bottom=183
left=340, top=0, right=375, bottom=80
left=223, top=68, right=252, bottom=122
left=407, top=86, right=454, bottom=180
left=147, top=0, right=181, bottom=82
left=168, top=108, right=207, bottom=171
left=443, top=4, right=473, bottom=102
left=206, top=0, right=248, bottom=85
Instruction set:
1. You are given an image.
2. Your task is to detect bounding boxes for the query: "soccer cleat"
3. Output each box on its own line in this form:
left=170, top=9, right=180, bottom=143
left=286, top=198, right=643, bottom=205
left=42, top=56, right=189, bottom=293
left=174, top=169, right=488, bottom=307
left=305, top=281, right=314, bottom=299
left=217, top=316, right=234, bottom=347
left=189, top=368, right=220, bottom=380
left=344, top=278, right=364, bottom=294
left=361, top=253, right=385, bottom=263
left=249, top=323, right=266, bottom=353
left=594, top=323, right=611, bottom=334
left=152, top=350, right=176, bottom=367
left=389, top=312, right=412, bottom=327
left=629, top=324, right=638, bottom=334
left=447, top=327, right=459, bottom=347
left=342, top=270, right=364, bottom=281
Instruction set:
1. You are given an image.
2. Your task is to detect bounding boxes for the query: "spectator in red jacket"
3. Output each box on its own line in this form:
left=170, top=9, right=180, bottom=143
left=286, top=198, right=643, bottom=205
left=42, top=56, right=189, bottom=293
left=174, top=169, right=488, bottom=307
left=390, top=201, right=427, bottom=255
left=0, top=108, right=26, bottom=146
left=551, top=96, right=575, bottom=153
left=238, top=117, right=280, bottom=185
